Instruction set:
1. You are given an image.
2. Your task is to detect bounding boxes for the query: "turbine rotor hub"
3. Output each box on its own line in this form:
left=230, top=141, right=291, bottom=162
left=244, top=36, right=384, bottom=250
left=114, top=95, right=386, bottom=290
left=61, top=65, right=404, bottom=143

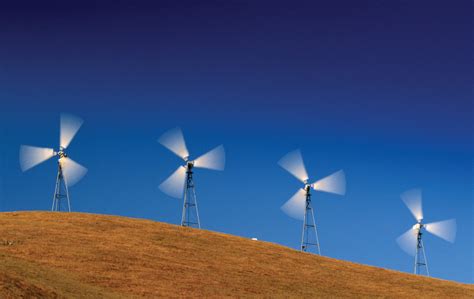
left=57, top=148, right=68, bottom=159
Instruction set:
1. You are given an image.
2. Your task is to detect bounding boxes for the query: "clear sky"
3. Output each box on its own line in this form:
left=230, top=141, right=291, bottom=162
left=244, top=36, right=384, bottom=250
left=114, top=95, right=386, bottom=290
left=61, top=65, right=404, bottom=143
left=0, top=1, right=472, bottom=283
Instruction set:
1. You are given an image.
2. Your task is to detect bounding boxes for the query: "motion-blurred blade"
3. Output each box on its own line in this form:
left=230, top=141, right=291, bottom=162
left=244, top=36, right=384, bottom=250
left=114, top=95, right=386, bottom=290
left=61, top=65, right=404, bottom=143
left=425, top=219, right=456, bottom=243
left=60, top=113, right=84, bottom=149
left=158, top=127, right=189, bottom=160
left=60, top=157, right=87, bottom=187
left=400, top=188, right=423, bottom=221
left=396, top=227, right=417, bottom=256
left=278, top=149, right=309, bottom=183
left=194, top=145, right=225, bottom=171
left=281, top=188, right=307, bottom=221
left=19, top=145, right=55, bottom=172
left=312, top=170, right=346, bottom=195
left=159, top=166, right=187, bottom=199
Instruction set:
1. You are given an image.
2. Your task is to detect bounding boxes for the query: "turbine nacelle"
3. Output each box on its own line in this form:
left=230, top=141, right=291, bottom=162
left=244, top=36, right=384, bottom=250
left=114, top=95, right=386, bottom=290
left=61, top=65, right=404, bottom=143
left=186, top=160, right=194, bottom=170
left=412, top=222, right=424, bottom=232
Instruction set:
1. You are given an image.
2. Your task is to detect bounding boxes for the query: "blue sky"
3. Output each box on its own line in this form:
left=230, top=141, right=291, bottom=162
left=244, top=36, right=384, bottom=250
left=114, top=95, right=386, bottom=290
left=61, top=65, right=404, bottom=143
left=0, top=1, right=472, bottom=283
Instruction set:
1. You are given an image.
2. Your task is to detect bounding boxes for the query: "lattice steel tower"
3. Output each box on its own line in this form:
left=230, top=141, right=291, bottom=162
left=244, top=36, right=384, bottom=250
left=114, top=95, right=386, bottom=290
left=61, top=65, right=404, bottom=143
left=301, top=184, right=321, bottom=254
left=181, top=162, right=201, bottom=228
left=52, top=149, right=71, bottom=212
left=414, top=222, right=429, bottom=275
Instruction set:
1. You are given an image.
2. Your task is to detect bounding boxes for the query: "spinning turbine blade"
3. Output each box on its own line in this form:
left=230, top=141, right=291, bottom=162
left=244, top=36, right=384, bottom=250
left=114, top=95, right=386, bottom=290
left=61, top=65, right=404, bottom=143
left=19, top=145, right=55, bottom=172
left=425, top=219, right=457, bottom=243
left=60, top=157, right=88, bottom=187
left=278, top=149, right=309, bottom=183
left=312, top=170, right=346, bottom=195
left=159, top=166, right=187, bottom=199
left=158, top=127, right=189, bottom=160
left=396, top=227, right=418, bottom=256
left=194, top=145, right=225, bottom=171
left=60, top=113, right=84, bottom=149
left=401, top=188, right=423, bottom=221
left=281, top=188, right=307, bottom=221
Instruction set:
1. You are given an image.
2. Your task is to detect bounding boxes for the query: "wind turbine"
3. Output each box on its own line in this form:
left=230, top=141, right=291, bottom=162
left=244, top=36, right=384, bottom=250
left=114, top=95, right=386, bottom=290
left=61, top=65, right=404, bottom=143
left=19, top=114, right=88, bottom=212
left=396, top=188, right=457, bottom=276
left=278, top=149, right=346, bottom=254
left=158, top=127, right=225, bottom=228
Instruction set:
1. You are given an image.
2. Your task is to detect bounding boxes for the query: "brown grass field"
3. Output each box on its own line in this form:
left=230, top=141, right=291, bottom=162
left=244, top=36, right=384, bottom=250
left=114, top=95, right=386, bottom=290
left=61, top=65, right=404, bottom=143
left=0, top=212, right=472, bottom=298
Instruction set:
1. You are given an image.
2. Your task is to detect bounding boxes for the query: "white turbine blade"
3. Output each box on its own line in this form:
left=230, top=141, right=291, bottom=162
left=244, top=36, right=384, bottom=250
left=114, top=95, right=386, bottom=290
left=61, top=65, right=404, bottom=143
left=425, top=219, right=457, bottom=243
left=60, top=113, right=84, bottom=149
left=400, top=188, right=423, bottom=221
left=281, top=188, right=307, bottom=221
left=159, top=166, right=187, bottom=199
left=158, top=127, right=189, bottom=160
left=194, top=145, right=225, bottom=171
left=312, top=170, right=346, bottom=195
left=396, top=227, right=418, bottom=256
left=278, top=149, right=309, bottom=183
left=60, top=157, right=88, bottom=187
left=19, top=145, right=55, bottom=172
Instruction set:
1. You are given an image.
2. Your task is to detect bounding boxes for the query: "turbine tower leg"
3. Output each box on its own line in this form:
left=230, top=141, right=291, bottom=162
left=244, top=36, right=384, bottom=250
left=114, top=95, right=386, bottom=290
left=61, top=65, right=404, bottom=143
left=181, top=166, right=200, bottom=228
left=301, top=188, right=321, bottom=254
left=414, top=230, right=429, bottom=276
left=52, top=162, right=71, bottom=212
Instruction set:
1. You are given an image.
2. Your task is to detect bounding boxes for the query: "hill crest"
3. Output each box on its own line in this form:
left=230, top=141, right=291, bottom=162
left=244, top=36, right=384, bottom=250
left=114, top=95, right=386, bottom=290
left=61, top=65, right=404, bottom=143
left=0, top=212, right=472, bottom=298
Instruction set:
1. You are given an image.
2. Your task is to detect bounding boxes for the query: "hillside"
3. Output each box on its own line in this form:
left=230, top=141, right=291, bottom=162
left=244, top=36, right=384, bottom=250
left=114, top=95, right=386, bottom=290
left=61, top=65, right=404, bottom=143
left=0, top=212, right=472, bottom=298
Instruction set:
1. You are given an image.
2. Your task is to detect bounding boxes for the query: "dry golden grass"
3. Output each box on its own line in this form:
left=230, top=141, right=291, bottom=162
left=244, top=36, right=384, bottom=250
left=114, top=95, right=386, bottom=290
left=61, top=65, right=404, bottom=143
left=0, top=212, right=472, bottom=298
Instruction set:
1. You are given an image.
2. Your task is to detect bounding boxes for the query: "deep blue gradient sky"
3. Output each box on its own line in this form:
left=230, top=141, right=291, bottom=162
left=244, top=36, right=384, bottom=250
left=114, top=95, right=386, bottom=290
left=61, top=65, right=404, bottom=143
left=0, top=1, right=472, bottom=283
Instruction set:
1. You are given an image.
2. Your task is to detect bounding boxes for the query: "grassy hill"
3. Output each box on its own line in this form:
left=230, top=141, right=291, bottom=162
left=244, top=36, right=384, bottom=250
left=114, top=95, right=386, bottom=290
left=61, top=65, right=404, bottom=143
left=0, top=212, right=472, bottom=298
